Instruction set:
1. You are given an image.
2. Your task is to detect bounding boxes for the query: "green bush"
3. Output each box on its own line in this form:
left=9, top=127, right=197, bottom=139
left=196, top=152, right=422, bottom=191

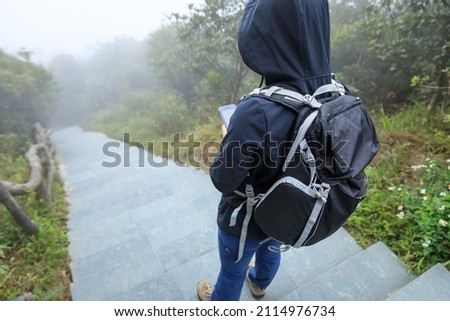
left=347, top=156, right=449, bottom=274
left=345, top=101, right=450, bottom=274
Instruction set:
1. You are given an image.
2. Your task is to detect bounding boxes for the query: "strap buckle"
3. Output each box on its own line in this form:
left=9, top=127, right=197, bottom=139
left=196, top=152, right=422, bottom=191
left=312, top=183, right=331, bottom=203
left=303, top=95, right=320, bottom=108
left=245, top=184, right=255, bottom=198
left=251, top=194, right=263, bottom=206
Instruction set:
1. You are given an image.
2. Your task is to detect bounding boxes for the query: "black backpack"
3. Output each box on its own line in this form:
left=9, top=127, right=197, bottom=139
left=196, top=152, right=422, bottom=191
left=233, top=81, right=379, bottom=261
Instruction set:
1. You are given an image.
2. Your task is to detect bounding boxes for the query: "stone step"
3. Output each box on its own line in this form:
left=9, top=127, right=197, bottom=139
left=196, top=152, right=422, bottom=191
left=388, top=264, right=450, bottom=301
left=241, top=228, right=363, bottom=301
left=54, top=126, right=446, bottom=302
left=283, top=242, right=416, bottom=301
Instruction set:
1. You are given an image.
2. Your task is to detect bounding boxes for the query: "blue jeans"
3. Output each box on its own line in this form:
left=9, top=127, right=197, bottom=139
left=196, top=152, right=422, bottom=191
left=211, top=229, right=281, bottom=301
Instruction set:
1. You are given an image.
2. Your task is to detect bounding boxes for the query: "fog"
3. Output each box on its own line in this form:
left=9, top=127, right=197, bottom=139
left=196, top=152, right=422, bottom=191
left=0, top=0, right=203, bottom=63
left=4, top=0, right=440, bottom=133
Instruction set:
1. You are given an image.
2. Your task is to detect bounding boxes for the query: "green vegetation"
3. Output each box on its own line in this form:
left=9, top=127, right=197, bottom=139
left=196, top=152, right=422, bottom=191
left=0, top=155, right=71, bottom=300
left=347, top=105, right=449, bottom=274
left=0, top=50, right=57, bottom=155
left=0, top=51, right=70, bottom=300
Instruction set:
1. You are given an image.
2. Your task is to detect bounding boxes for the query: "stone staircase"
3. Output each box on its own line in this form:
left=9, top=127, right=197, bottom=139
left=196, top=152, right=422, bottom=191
left=51, top=126, right=450, bottom=301
left=279, top=238, right=450, bottom=301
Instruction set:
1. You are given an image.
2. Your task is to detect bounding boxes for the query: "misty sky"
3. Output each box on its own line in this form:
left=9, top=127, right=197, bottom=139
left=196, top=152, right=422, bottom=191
left=0, top=0, right=204, bottom=63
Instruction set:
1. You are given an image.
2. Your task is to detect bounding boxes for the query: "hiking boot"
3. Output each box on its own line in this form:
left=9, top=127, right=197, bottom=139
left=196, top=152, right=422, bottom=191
left=197, top=280, right=214, bottom=301
left=246, top=262, right=266, bottom=298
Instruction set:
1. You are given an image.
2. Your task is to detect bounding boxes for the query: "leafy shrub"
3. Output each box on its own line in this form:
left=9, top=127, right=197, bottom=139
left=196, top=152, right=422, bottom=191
left=348, top=158, right=449, bottom=274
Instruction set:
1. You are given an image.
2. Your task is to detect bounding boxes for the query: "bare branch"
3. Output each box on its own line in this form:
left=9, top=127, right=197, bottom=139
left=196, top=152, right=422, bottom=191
left=0, top=123, right=56, bottom=233
left=4, top=143, right=45, bottom=195
left=0, top=182, right=38, bottom=234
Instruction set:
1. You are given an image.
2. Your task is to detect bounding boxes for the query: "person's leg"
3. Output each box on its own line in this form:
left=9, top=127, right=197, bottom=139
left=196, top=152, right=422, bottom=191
left=210, top=229, right=260, bottom=301
left=247, top=239, right=281, bottom=289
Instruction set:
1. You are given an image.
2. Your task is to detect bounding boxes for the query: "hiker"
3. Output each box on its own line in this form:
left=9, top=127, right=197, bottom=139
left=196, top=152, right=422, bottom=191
left=197, top=0, right=332, bottom=301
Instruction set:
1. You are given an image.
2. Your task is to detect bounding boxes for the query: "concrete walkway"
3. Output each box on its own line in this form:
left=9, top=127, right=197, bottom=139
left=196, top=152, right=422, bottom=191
left=51, top=126, right=449, bottom=301
left=50, top=127, right=360, bottom=300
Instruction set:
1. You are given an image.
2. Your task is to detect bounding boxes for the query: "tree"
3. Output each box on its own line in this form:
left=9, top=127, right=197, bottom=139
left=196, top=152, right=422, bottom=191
left=0, top=50, right=57, bottom=152
left=365, top=0, right=449, bottom=108
left=171, top=0, right=250, bottom=104
left=394, top=0, right=450, bottom=110
left=330, top=0, right=449, bottom=109
left=17, top=47, right=33, bottom=63
left=147, top=25, right=202, bottom=103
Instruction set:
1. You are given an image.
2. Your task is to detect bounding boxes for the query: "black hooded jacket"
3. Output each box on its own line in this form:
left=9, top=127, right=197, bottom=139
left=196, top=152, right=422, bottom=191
left=210, top=0, right=332, bottom=239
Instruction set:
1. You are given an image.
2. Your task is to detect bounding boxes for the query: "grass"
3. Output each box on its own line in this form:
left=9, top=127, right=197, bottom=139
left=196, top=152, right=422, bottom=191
left=0, top=154, right=71, bottom=301
left=344, top=103, right=450, bottom=274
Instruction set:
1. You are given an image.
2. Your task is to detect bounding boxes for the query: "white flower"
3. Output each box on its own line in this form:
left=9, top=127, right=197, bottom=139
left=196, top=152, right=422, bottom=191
left=439, top=205, right=446, bottom=212
left=411, top=165, right=427, bottom=171
left=423, top=196, right=428, bottom=201
left=422, top=240, right=431, bottom=248
left=388, top=186, right=395, bottom=191
left=440, top=192, right=447, bottom=197
left=397, top=187, right=402, bottom=192
left=397, top=212, right=405, bottom=219
left=398, top=205, right=404, bottom=211
left=439, top=219, right=448, bottom=227
left=420, top=189, right=427, bottom=195
left=447, top=159, right=450, bottom=163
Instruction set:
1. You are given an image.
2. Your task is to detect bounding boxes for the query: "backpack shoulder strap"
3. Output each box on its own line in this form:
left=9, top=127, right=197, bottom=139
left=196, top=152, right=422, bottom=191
left=249, top=81, right=346, bottom=109
left=249, top=86, right=322, bottom=110
left=313, top=79, right=346, bottom=98
left=248, top=86, right=322, bottom=173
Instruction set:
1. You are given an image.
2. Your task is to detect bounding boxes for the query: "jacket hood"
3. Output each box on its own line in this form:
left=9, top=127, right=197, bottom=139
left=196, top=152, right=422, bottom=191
left=238, top=0, right=331, bottom=94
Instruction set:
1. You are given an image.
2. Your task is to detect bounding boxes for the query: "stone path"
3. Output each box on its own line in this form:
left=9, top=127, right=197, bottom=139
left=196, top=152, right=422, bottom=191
left=51, top=126, right=450, bottom=301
